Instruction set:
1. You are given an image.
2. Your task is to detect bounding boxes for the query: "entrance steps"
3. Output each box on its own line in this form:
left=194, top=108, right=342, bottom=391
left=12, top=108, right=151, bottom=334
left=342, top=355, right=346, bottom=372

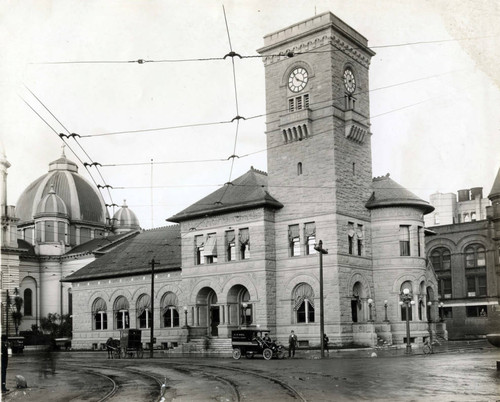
left=165, top=337, right=233, bottom=357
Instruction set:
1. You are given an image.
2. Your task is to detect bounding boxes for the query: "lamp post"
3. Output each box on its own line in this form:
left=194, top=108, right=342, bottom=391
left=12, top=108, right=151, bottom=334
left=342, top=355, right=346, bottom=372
left=314, top=240, right=328, bottom=359
left=183, top=306, right=188, bottom=327
left=427, top=301, right=432, bottom=322
left=383, top=300, right=388, bottom=322
left=399, top=288, right=414, bottom=354
left=240, top=302, right=248, bottom=328
left=368, top=299, right=374, bottom=322
left=439, top=302, right=444, bottom=322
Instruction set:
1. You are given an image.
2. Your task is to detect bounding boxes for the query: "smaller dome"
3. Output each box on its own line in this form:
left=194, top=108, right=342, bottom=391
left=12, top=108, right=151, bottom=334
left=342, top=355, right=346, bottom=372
left=34, top=186, right=68, bottom=218
left=112, top=200, right=141, bottom=233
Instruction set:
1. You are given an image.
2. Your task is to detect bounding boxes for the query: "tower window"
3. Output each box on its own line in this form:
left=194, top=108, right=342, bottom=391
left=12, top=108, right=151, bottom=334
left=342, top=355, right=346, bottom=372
left=289, top=224, right=301, bottom=257
left=399, top=225, right=410, bottom=256
left=288, top=94, right=310, bottom=112
left=297, top=162, right=303, bottom=175
left=305, top=222, right=316, bottom=255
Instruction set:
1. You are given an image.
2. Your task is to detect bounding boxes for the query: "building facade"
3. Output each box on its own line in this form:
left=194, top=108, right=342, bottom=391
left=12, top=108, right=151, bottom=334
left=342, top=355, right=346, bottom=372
left=426, top=175, right=500, bottom=339
left=63, top=12, right=444, bottom=350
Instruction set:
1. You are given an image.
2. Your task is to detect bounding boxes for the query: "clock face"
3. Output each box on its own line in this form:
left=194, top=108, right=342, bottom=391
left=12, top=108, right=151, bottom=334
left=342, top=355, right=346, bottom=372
left=288, top=67, right=308, bottom=93
left=343, top=68, right=356, bottom=93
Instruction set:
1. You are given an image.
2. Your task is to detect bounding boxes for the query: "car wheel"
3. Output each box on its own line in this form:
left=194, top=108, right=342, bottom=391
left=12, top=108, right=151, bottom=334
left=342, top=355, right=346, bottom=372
left=232, top=348, right=242, bottom=360
left=263, top=348, right=272, bottom=360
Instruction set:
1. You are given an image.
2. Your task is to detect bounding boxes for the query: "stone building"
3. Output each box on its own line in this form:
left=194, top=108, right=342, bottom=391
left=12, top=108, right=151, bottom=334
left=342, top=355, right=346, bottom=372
left=1, top=150, right=140, bottom=336
left=426, top=171, right=500, bottom=339
left=63, top=12, right=443, bottom=350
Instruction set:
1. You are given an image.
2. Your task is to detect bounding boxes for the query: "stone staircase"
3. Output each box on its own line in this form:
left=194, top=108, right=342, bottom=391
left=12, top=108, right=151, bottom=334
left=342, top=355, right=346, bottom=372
left=164, top=337, right=233, bottom=357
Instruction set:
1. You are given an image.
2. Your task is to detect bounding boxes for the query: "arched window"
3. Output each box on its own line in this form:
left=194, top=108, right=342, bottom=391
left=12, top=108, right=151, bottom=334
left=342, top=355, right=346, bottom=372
left=161, top=292, right=179, bottom=328
left=24, top=289, right=32, bottom=316
left=431, top=247, right=451, bottom=271
left=293, top=283, right=315, bottom=323
left=92, top=298, right=107, bottom=330
left=465, top=244, right=486, bottom=268
left=297, top=162, right=303, bottom=176
left=137, top=294, right=151, bottom=329
left=400, top=281, right=413, bottom=321
left=114, top=296, right=130, bottom=329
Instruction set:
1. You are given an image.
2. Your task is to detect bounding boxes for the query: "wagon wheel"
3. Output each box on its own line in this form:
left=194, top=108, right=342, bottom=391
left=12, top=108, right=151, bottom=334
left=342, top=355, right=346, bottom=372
left=120, top=347, right=127, bottom=359
left=136, top=346, right=144, bottom=359
left=263, top=348, right=273, bottom=360
left=232, top=348, right=242, bottom=360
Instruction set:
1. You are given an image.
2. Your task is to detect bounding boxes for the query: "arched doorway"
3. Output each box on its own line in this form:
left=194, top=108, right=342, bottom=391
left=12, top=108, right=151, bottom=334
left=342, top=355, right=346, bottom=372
left=351, top=282, right=368, bottom=322
left=196, top=287, right=219, bottom=336
left=227, top=285, right=252, bottom=328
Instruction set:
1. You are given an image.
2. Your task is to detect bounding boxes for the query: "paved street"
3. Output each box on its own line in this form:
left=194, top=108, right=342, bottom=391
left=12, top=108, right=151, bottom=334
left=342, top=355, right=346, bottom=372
left=3, top=342, right=500, bottom=401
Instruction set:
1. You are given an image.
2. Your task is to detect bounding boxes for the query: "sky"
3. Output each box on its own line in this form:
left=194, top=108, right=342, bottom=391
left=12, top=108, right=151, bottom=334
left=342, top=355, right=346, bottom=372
left=1, top=0, right=499, bottom=229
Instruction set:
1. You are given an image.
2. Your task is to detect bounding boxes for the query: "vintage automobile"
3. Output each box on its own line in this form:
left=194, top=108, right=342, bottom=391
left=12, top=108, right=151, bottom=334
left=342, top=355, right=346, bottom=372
left=231, top=329, right=284, bottom=360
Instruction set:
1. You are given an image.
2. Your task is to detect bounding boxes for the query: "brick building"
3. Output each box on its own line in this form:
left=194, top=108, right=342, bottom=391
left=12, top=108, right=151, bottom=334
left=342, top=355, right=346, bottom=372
left=61, top=12, right=443, bottom=350
left=426, top=173, right=500, bottom=339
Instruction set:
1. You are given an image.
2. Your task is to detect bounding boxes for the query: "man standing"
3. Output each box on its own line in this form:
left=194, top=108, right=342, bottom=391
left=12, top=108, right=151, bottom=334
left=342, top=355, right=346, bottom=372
left=2, top=335, right=9, bottom=393
left=288, top=330, right=298, bottom=358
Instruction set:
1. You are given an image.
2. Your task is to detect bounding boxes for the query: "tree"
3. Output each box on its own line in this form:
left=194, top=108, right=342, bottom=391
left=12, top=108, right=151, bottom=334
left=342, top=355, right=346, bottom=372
left=40, top=313, right=72, bottom=338
left=11, top=292, right=24, bottom=336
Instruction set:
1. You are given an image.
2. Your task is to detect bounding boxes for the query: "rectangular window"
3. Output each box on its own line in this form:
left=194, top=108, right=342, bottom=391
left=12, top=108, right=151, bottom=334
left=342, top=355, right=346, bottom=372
left=58, top=222, right=66, bottom=243
left=442, top=307, right=453, bottom=319
left=304, top=94, right=309, bottom=108
left=401, top=305, right=413, bottom=321
left=467, top=276, right=476, bottom=297
left=305, top=222, right=316, bottom=255
left=296, top=96, right=302, bottom=110
left=289, top=98, right=295, bottom=112
left=195, top=235, right=205, bottom=265
left=478, top=275, right=487, bottom=296
left=289, top=224, right=300, bottom=257
left=80, top=227, right=91, bottom=243
left=439, top=277, right=452, bottom=299
left=466, top=305, right=488, bottom=317
left=348, top=222, right=354, bottom=255
left=417, top=226, right=422, bottom=257
left=204, top=233, right=217, bottom=264
left=226, top=230, right=236, bottom=261
left=239, top=228, right=250, bottom=259
left=399, top=225, right=410, bottom=256
left=45, top=222, right=55, bottom=242
left=357, top=224, right=363, bottom=256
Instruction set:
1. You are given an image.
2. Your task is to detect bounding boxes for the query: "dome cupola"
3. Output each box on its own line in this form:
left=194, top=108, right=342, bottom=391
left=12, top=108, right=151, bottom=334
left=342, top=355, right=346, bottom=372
left=112, top=200, right=141, bottom=234
left=34, top=185, right=68, bottom=218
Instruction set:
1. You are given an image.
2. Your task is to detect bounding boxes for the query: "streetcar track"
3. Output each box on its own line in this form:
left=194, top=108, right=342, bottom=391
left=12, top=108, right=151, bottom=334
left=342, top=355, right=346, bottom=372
left=169, top=361, right=307, bottom=401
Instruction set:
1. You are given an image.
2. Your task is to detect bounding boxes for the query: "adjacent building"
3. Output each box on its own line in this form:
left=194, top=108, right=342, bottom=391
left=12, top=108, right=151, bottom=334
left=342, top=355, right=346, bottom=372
left=426, top=179, right=500, bottom=339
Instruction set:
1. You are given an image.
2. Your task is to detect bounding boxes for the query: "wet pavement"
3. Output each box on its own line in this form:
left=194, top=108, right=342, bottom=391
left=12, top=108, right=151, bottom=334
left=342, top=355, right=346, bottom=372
left=3, top=340, right=500, bottom=401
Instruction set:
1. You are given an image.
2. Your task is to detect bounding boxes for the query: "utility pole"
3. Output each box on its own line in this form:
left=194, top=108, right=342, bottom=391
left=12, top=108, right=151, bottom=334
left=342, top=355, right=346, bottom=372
left=149, top=258, right=159, bottom=358
left=314, top=240, right=328, bottom=358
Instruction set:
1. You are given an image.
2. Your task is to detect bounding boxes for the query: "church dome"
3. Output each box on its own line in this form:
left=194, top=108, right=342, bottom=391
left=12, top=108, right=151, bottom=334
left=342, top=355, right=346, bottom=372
left=34, top=185, right=68, bottom=218
left=112, top=200, right=141, bottom=233
left=16, top=151, right=109, bottom=225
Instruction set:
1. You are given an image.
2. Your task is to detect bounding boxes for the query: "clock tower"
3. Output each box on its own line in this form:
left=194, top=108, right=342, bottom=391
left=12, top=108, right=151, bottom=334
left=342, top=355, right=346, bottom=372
left=257, top=12, right=377, bottom=339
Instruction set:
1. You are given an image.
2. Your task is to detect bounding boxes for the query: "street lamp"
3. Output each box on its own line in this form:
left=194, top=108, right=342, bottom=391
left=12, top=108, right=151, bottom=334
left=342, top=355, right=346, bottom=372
left=314, top=240, right=328, bottom=359
left=399, top=288, right=414, bottom=354
left=427, top=301, right=433, bottom=322
left=383, top=300, right=388, bottom=322
left=240, top=302, right=248, bottom=328
left=183, top=306, right=188, bottom=327
left=439, top=302, right=444, bottom=322
left=368, top=299, right=374, bottom=322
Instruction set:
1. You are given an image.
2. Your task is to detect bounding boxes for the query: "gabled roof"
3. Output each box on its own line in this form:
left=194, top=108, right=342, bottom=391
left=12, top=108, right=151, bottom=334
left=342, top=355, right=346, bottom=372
left=366, top=174, right=434, bottom=214
left=488, top=167, right=500, bottom=200
left=62, top=225, right=181, bottom=282
left=168, top=167, right=283, bottom=223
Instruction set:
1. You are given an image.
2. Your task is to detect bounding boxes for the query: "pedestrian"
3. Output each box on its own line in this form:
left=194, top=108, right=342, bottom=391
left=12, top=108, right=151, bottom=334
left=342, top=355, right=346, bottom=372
left=2, top=335, right=9, bottom=393
left=323, top=333, right=329, bottom=353
left=288, top=330, right=298, bottom=358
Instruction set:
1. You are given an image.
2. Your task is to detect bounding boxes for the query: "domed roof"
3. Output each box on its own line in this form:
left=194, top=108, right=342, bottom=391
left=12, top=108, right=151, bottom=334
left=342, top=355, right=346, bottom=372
left=366, top=174, right=434, bottom=214
left=112, top=200, right=141, bottom=232
left=35, top=185, right=68, bottom=218
left=16, top=151, right=109, bottom=225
